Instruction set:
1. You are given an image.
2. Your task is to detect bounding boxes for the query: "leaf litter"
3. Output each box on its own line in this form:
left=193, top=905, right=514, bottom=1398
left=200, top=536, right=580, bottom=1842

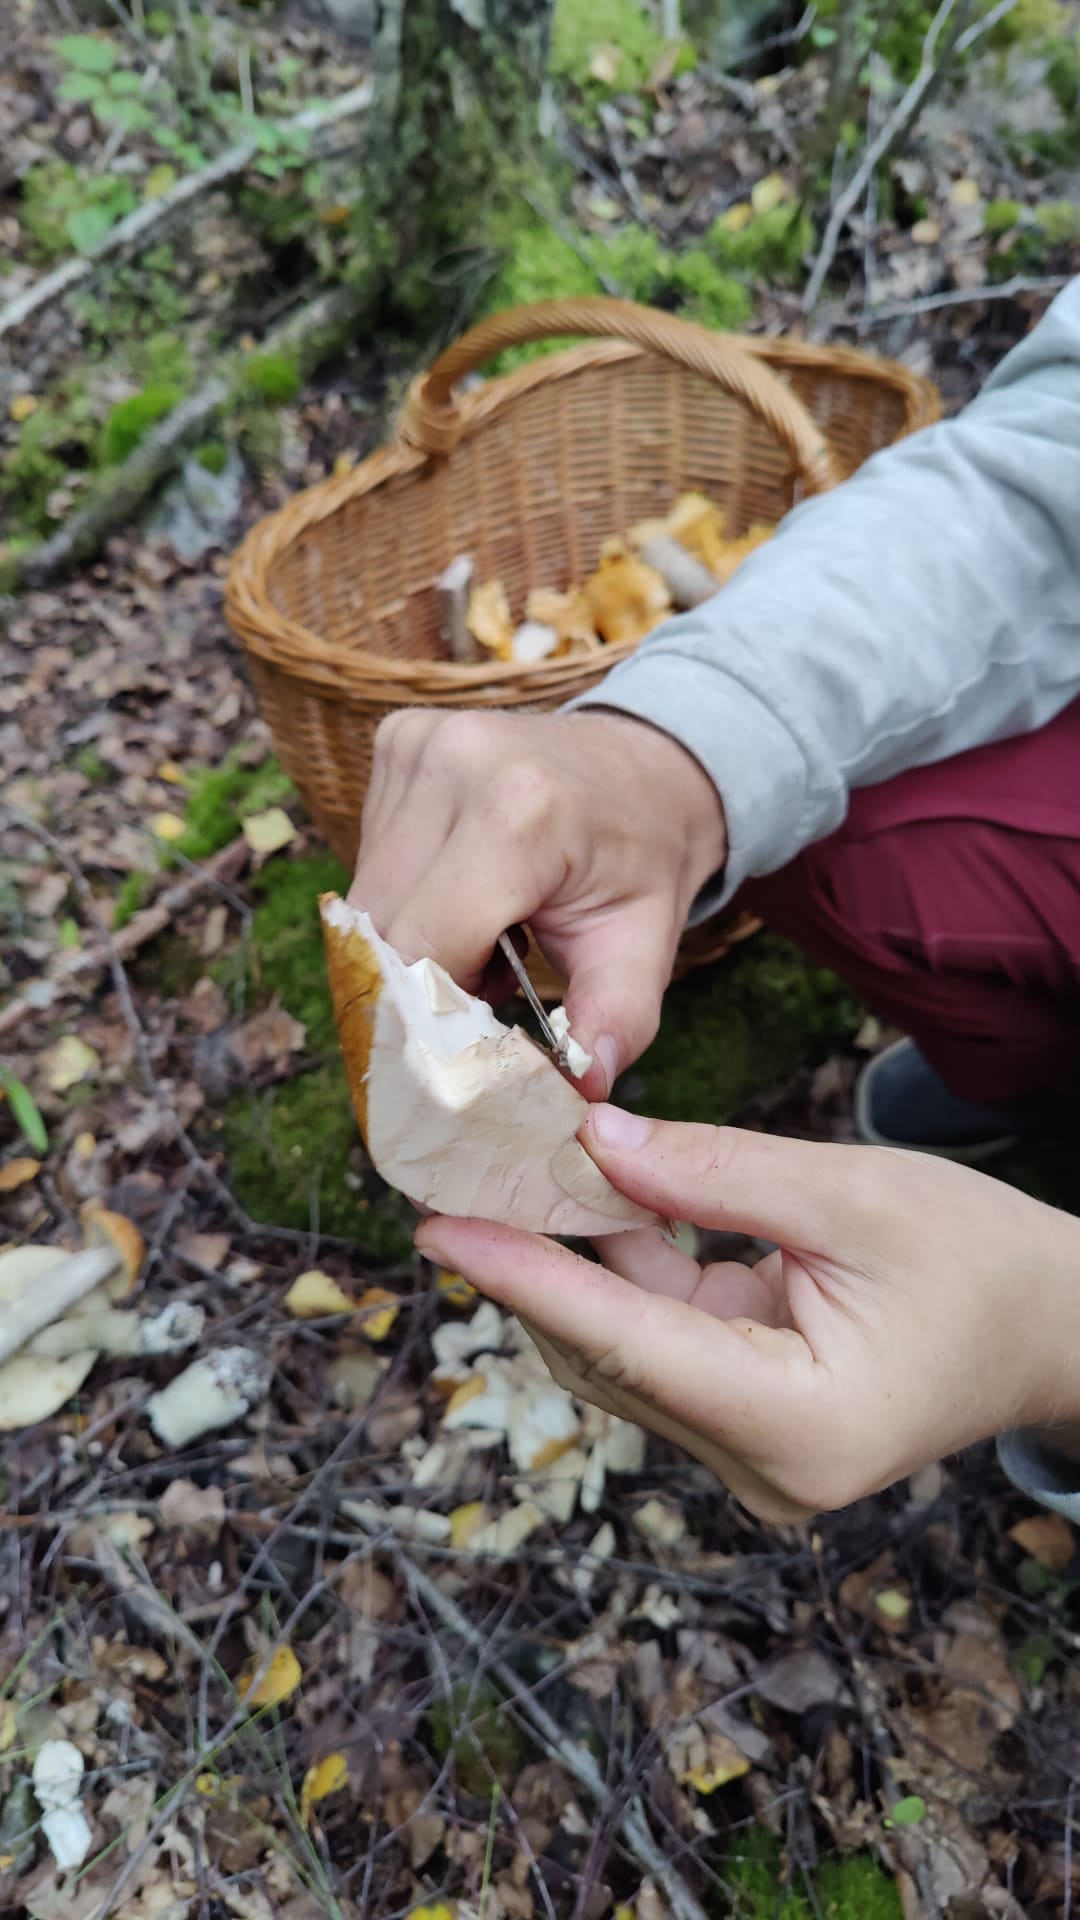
left=2, top=13, right=1079, bottom=1918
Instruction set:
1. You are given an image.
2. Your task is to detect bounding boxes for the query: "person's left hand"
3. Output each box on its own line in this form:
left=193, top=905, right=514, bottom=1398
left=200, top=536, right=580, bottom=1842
left=414, top=1104, right=1080, bottom=1522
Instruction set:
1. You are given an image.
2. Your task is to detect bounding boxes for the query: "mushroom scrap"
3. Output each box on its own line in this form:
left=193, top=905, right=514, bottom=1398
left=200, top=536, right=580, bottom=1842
left=0, top=1206, right=203, bottom=1431
left=320, top=894, right=657, bottom=1236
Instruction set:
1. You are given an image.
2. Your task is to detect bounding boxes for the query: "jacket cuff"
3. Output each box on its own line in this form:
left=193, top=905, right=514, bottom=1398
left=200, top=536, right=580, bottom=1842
left=571, top=652, right=812, bottom=912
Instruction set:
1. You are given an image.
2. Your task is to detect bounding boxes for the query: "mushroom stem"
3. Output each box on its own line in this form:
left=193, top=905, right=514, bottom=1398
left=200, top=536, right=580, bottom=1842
left=0, top=1243, right=120, bottom=1366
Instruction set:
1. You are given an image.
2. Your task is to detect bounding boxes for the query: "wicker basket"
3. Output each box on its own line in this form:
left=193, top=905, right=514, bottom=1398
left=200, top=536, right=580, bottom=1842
left=226, top=297, right=939, bottom=994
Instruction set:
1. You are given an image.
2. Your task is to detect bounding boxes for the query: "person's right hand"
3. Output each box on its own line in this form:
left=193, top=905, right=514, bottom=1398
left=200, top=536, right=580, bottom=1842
left=348, top=708, right=727, bottom=1099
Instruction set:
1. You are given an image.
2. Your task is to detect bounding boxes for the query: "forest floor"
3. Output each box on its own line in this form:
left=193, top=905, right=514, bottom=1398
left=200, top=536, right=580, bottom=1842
left=3, top=3, right=1080, bottom=1917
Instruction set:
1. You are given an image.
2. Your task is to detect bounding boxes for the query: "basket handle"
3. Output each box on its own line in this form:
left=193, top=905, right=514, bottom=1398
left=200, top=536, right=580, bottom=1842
left=400, top=296, right=841, bottom=492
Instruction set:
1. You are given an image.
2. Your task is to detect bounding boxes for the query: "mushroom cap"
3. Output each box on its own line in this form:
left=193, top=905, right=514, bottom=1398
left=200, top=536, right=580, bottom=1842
left=80, top=1203, right=144, bottom=1300
left=320, top=895, right=657, bottom=1237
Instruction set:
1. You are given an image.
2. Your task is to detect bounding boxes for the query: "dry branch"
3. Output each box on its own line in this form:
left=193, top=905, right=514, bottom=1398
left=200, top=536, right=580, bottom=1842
left=0, top=81, right=373, bottom=347
left=0, top=835, right=249, bottom=1040
left=802, top=0, right=1018, bottom=312
left=15, top=282, right=365, bottom=587
left=350, top=1507, right=711, bottom=1920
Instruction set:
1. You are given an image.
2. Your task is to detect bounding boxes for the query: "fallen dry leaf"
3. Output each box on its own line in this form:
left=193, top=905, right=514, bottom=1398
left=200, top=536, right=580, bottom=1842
left=0, top=1157, right=41, bottom=1192
left=242, top=807, right=296, bottom=855
left=356, top=1285, right=400, bottom=1341
left=1009, top=1511, right=1074, bottom=1572
left=299, top=1752, right=349, bottom=1827
left=239, top=1644, right=302, bottom=1710
left=227, top=999, right=306, bottom=1074
left=41, top=1034, right=100, bottom=1093
left=150, top=811, right=186, bottom=842
left=283, top=1269, right=355, bottom=1317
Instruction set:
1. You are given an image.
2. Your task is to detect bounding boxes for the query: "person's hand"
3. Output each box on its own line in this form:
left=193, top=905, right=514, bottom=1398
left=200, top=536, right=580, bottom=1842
left=349, top=709, right=726, bottom=1099
left=414, top=1106, right=1080, bottom=1523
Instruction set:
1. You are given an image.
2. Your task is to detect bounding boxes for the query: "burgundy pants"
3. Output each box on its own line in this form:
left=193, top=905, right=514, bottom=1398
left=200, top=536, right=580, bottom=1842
left=737, top=695, right=1080, bottom=1109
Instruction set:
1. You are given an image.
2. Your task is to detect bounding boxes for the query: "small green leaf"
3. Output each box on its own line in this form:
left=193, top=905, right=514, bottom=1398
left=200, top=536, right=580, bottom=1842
left=107, top=69, right=144, bottom=95
left=66, top=204, right=117, bottom=252
left=888, top=1796, right=926, bottom=1828
left=96, top=97, right=154, bottom=130
left=57, top=72, right=105, bottom=102
left=56, top=33, right=117, bottom=73
left=59, top=918, right=81, bottom=950
left=0, top=1069, right=48, bottom=1155
left=810, top=23, right=838, bottom=43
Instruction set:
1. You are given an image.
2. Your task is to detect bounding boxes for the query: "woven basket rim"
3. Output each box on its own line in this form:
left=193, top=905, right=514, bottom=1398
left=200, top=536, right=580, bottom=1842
left=225, top=330, right=938, bottom=697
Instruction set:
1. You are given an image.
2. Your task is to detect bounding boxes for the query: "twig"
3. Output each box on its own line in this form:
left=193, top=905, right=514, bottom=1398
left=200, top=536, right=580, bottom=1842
left=351, top=1511, right=710, bottom=1920
left=0, top=835, right=249, bottom=1040
left=15, top=282, right=366, bottom=586
left=0, top=81, right=373, bottom=346
left=856, top=270, right=1070, bottom=326
left=802, top=0, right=1017, bottom=311
left=1, top=804, right=252, bottom=1231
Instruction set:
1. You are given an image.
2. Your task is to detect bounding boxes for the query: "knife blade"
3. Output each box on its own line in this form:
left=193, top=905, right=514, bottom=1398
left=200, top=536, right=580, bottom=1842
left=497, top=930, right=569, bottom=1067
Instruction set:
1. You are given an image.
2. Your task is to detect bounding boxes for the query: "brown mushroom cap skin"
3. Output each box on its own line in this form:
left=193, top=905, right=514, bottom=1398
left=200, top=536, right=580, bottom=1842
left=80, top=1204, right=144, bottom=1301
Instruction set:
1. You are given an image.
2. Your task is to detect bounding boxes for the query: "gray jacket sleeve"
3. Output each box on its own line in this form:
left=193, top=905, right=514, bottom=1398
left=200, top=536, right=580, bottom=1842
left=574, top=281, right=1080, bottom=1517
left=572, top=279, right=1080, bottom=911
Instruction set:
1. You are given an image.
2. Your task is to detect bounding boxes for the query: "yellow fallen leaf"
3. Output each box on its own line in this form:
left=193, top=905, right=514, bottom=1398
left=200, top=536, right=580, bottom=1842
left=333, top=451, right=355, bottom=475
left=42, top=1034, right=100, bottom=1093
left=751, top=172, right=790, bottom=215
left=239, top=1643, right=302, bottom=1709
left=682, top=1752, right=750, bottom=1791
left=1010, top=1511, right=1074, bottom=1572
left=151, top=811, right=186, bottom=842
left=143, top=162, right=178, bottom=199
left=722, top=201, right=753, bottom=232
left=300, top=1751, right=349, bottom=1827
left=0, top=1700, right=16, bottom=1753
left=10, top=395, right=38, bottom=422
left=356, top=1285, right=400, bottom=1342
left=911, top=217, right=941, bottom=245
left=449, top=1501, right=489, bottom=1549
left=444, top=1373, right=487, bottom=1418
left=0, top=1158, right=41, bottom=1193
left=436, top=1268, right=475, bottom=1308
left=409, top=1906, right=456, bottom=1920
left=875, top=1588, right=912, bottom=1623
left=950, top=176, right=981, bottom=207
left=588, top=41, right=622, bottom=84
left=242, top=807, right=296, bottom=855
left=73, top=1132, right=96, bottom=1158
left=283, top=1269, right=355, bottom=1317
left=156, top=760, right=187, bottom=786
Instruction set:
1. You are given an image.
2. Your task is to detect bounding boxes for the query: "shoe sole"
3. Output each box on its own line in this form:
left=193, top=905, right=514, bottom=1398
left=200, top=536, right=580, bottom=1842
left=854, top=1047, right=1023, bottom=1164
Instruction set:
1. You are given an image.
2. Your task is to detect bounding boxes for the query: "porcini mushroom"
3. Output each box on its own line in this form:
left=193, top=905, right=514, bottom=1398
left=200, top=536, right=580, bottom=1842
left=319, top=894, right=657, bottom=1236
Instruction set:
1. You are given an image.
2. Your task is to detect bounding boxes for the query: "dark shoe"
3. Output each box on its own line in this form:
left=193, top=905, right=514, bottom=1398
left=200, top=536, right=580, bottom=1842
left=854, top=1038, right=1030, bottom=1161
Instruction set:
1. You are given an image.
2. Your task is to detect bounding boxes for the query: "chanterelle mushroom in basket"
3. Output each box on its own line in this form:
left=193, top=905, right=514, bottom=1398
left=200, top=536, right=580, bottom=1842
left=319, top=894, right=657, bottom=1237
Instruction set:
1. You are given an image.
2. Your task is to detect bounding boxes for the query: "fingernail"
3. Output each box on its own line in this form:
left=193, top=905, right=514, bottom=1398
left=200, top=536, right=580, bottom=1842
left=593, top=1034, right=620, bottom=1097
left=588, top=1103, right=653, bottom=1151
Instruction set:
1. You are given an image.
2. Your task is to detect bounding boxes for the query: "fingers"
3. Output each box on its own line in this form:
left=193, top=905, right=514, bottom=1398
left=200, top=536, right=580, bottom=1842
left=581, top=1105, right=890, bottom=1251
left=548, top=897, right=676, bottom=1099
left=595, top=1228, right=790, bottom=1327
left=413, top=1214, right=812, bottom=1454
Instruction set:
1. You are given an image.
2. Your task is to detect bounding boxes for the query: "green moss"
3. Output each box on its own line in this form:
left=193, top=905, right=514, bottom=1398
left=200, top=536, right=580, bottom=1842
left=238, top=351, right=302, bottom=405
left=551, top=0, right=691, bottom=93
left=428, top=1678, right=527, bottom=1797
left=100, top=383, right=182, bottom=465
left=483, top=208, right=750, bottom=372
left=74, top=746, right=110, bottom=783
left=624, top=935, right=860, bottom=1124
left=20, top=159, right=137, bottom=262
left=112, top=870, right=151, bottom=931
left=174, top=753, right=296, bottom=863
left=219, top=1062, right=414, bottom=1249
left=709, top=204, right=814, bottom=284
left=194, top=439, right=229, bottom=475
left=0, top=386, right=98, bottom=538
left=214, top=846, right=413, bottom=1250
left=727, top=1826, right=901, bottom=1919
left=984, top=196, right=1023, bottom=234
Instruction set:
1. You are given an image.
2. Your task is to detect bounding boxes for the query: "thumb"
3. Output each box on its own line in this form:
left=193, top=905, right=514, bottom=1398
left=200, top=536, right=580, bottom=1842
left=556, top=901, right=677, bottom=1100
